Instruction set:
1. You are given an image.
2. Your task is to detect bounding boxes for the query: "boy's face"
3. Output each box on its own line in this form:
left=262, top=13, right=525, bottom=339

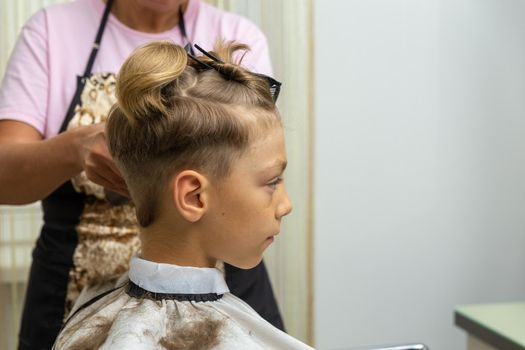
left=202, top=125, right=292, bottom=269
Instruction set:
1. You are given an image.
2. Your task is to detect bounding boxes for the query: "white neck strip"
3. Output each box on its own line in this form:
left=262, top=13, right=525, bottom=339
left=128, top=257, right=229, bottom=295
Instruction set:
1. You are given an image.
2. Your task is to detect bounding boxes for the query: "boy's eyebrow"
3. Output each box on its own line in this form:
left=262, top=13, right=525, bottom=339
left=266, top=159, right=287, bottom=172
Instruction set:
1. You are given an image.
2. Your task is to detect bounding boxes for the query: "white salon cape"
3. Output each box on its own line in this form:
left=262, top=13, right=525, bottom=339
left=53, top=257, right=314, bottom=350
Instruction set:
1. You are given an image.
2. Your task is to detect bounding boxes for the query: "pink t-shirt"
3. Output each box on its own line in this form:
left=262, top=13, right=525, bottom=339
left=0, top=0, right=272, bottom=139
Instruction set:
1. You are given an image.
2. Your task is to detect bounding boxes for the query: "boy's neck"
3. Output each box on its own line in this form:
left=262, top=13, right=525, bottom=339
left=140, top=225, right=217, bottom=268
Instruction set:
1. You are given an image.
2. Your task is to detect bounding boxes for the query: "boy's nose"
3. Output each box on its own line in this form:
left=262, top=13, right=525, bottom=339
left=276, top=190, right=293, bottom=219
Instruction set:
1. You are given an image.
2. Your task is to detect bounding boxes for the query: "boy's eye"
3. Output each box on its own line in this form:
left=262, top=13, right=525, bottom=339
left=267, top=177, right=283, bottom=190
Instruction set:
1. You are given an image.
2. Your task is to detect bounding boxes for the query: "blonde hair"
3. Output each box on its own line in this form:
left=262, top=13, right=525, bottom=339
left=106, top=41, right=280, bottom=227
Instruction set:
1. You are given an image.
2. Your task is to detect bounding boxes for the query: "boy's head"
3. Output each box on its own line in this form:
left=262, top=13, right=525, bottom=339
left=106, top=41, right=292, bottom=268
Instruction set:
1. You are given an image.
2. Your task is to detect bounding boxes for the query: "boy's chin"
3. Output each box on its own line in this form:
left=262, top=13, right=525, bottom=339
left=226, top=256, right=263, bottom=270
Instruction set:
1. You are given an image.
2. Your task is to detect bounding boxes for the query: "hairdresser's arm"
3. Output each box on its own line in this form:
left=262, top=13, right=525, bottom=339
left=0, top=120, right=128, bottom=205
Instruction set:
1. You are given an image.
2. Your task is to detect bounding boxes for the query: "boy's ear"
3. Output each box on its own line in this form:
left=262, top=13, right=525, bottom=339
left=172, top=170, right=209, bottom=222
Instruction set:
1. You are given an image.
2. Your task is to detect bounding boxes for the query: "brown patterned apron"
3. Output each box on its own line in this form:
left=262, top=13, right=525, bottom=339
left=63, top=71, right=141, bottom=314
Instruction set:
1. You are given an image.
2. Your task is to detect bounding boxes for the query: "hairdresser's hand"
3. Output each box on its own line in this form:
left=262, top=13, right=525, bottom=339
left=74, top=123, right=130, bottom=198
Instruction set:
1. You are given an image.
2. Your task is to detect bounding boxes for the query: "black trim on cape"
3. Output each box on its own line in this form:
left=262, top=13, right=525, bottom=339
left=126, top=281, right=224, bottom=302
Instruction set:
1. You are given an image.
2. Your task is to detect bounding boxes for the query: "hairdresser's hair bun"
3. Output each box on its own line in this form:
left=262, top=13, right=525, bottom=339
left=116, top=41, right=188, bottom=123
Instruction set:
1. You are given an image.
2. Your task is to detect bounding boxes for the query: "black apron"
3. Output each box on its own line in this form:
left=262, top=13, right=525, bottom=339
left=18, top=2, right=283, bottom=349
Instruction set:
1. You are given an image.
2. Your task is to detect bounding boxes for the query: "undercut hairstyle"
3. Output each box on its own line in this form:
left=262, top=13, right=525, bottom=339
left=106, top=41, right=281, bottom=227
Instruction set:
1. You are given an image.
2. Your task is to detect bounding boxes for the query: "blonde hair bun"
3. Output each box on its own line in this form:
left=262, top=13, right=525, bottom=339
left=116, top=41, right=188, bottom=123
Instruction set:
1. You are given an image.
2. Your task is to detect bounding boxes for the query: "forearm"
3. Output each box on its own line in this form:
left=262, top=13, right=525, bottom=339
left=0, top=130, right=82, bottom=204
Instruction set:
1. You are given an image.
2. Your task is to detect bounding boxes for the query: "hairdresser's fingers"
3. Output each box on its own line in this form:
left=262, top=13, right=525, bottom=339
left=71, top=123, right=129, bottom=196
left=109, top=186, right=130, bottom=198
left=84, top=129, right=130, bottom=189
left=85, top=152, right=126, bottom=187
left=86, top=166, right=129, bottom=197
left=86, top=129, right=124, bottom=178
left=85, top=158, right=128, bottom=193
left=85, top=170, right=117, bottom=192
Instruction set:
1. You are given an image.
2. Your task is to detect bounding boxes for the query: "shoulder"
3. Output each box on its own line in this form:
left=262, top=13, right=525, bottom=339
left=197, top=1, right=260, bottom=28
left=193, top=0, right=267, bottom=45
left=42, top=0, right=96, bottom=18
left=13, top=0, right=99, bottom=56
left=190, top=1, right=271, bottom=73
left=26, top=0, right=98, bottom=36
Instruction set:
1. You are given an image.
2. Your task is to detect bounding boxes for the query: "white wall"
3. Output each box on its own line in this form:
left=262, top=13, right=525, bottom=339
left=314, top=1, right=525, bottom=349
